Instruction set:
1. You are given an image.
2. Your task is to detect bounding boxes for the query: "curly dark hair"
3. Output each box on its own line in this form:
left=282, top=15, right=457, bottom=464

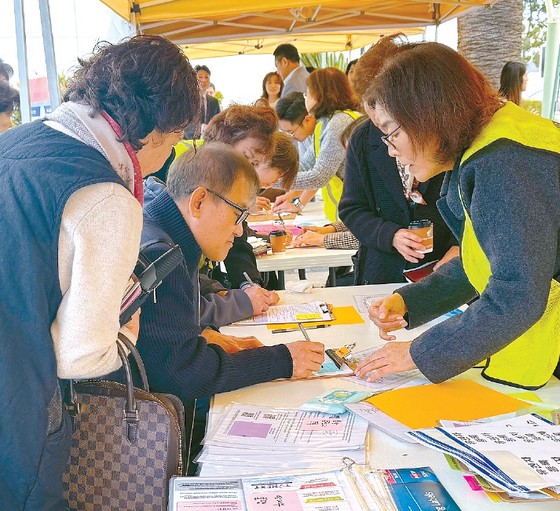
left=306, top=67, right=359, bottom=118
left=203, top=104, right=278, bottom=157
left=63, top=35, right=200, bottom=151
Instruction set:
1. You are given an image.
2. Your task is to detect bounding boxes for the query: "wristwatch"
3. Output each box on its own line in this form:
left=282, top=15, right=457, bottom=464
left=292, top=198, right=303, bottom=211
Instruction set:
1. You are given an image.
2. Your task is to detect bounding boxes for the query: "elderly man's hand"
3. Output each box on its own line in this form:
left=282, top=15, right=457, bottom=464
left=286, top=341, right=325, bottom=379
left=202, top=329, right=263, bottom=354
left=243, top=286, right=280, bottom=315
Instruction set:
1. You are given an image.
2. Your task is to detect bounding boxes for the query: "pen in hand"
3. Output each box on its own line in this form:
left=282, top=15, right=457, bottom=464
left=298, top=322, right=311, bottom=342
left=243, top=271, right=258, bottom=288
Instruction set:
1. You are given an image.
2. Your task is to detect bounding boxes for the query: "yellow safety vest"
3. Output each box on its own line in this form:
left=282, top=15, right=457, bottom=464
left=460, top=102, right=560, bottom=389
left=314, top=110, right=361, bottom=223
left=174, top=139, right=204, bottom=160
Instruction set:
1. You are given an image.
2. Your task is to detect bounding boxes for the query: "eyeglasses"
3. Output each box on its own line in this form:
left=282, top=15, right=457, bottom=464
left=381, top=125, right=402, bottom=150
left=207, top=189, right=250, bottom=225
left=281, top=124, right=301, bottom=137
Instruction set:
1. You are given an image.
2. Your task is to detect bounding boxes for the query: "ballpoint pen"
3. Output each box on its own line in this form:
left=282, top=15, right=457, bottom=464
left=242, top=271, right=258, bottom=287
left=298, top=322, right=311, bottom=341
left=277, top=212, right=286, bottom=230
left=271, top=324, right=331, bottom=334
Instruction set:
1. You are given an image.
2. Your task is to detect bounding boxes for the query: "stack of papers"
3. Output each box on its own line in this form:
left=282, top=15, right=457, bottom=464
left=197, top=404, right=369, bottom=477
left=170, top=466, right=461, bottom=511
left=409, top=414, right=560, bottom=495
left=169, top=469, right=368, bottom=510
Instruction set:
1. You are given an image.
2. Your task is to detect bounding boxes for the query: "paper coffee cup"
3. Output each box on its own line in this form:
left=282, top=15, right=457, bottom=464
left=408, top=220, right=433, bottom=253
left=270, top=230, right=287, bottom=253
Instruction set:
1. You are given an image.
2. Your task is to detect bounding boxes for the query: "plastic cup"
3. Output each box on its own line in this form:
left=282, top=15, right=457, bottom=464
left=269, top=230, right=287, bottom=253
left=408, top=220, right=433, bottom=253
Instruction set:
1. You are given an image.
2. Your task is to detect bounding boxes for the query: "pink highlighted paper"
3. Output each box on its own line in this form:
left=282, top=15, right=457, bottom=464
left=247, top=491, right=303, bottom=510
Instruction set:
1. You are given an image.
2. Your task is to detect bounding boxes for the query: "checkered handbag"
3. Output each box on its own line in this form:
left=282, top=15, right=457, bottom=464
left=62, top=336, right=188, bottom=511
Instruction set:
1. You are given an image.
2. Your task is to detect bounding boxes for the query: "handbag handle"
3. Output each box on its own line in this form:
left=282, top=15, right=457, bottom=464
left=65, top=338, right=147, bottom=444
left=117, top=333, right=150, bottom=392
left=116, top=342, right=140, bottom=444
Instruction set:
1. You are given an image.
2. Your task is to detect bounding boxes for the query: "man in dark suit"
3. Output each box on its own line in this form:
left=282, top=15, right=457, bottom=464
left=184, top=65, right=221, bottom=139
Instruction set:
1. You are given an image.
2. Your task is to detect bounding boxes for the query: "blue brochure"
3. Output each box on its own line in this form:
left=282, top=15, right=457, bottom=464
left=383, top=467, right=461, bottom=511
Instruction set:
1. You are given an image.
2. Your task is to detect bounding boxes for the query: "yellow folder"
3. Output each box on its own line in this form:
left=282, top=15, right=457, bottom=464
left=366, top=379, right=531, bottom=429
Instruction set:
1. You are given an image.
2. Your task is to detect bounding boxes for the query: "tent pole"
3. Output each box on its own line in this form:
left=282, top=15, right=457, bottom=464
left=38, top=0, right=60, bottom=111
left=542, top=3, right=560, bottom=120
left=13, top=0, right=31, bottom=123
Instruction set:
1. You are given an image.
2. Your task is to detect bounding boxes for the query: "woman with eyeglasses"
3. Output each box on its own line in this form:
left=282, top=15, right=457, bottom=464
left=355, top=40, right=560, bottom=390
left=338, top=35, right=458, bottom=286
left=273, top=68, right=360, bottom=220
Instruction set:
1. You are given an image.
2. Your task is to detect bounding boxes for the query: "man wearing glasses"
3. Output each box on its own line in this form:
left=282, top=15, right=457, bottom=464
left=135, top=143, right=324, bottom=471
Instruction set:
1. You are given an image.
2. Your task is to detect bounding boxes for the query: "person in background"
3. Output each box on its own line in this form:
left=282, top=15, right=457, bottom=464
left=251, top=130, right=299, bottom=213
left=0, top=58, right=14, bottom=82
left=291, top=118, right=362, bottom=255
left=273, top=43, right=310, bottom=98
left=275, top=91, right=316, bottom=157
left=499, top=61, right=528, bottom=106
left=357, top=41, right=560, bottom=390
left=184, top=64, right=221, bottom=139
left=345, top=58, right=358, bottom=87
left=274, top=67, right=360, bottom=220
left=0, top=80, right=19, bottom=133
left=0, top=35, right=199, bottom=510
left=261, top=71, right=283, bottom=109
left=204, top=104, right=280, bottom=292
left=137, top=143, right=324, bottom=468
left=338, top=34, right=458, bottom=286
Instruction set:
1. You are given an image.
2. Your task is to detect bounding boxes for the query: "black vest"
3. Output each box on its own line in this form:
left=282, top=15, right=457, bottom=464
left=0, top=120, right=125, bottom=508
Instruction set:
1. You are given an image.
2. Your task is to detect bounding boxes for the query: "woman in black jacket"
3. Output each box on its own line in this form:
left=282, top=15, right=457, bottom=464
left=339, top=34, right=457, bottom=285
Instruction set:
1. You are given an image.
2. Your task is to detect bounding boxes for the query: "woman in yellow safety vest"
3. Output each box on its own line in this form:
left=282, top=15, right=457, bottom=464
left=274, top=67, right=360, bottom=221
left=355, top=41, right=560, bottom=390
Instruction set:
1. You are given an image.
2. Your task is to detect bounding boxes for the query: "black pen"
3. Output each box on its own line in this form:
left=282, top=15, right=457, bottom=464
left=271, top=324, right=331, bottom=334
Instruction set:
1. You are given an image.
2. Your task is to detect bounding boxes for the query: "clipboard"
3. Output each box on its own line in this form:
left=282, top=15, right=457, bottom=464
left=233, top=301, right=335, bottom=325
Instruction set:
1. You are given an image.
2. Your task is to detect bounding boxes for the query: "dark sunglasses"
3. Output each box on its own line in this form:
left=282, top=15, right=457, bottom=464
left=207, top=189, right=250, bottom=225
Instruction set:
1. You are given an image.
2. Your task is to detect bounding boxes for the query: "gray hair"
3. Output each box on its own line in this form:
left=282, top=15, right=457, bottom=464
left=167, top=142, right=260, bottom=203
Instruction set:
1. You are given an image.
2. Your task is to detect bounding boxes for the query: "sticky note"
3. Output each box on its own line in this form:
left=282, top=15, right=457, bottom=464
left=295, top=313, right=322, bottom=320
left=366, top=380, right=529, bottom=429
